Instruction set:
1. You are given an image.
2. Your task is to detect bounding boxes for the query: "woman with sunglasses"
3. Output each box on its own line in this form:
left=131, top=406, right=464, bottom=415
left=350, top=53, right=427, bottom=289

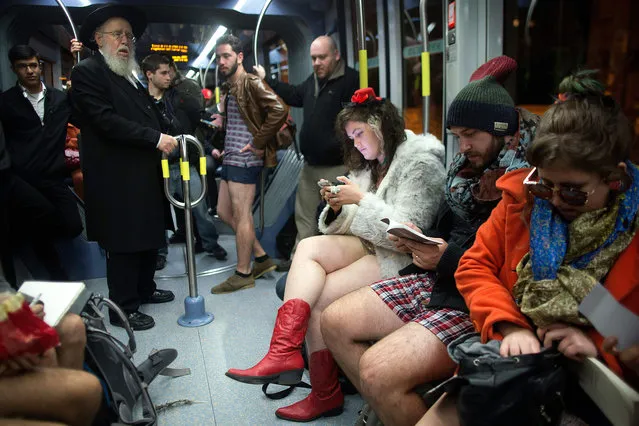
left=418, top=70, right=639, bottom=425
left=225, top=88, right=447, bottom=422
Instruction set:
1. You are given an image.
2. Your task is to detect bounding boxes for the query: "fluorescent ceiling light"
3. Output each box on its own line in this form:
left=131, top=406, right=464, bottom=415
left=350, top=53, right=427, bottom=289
left=192, top=25, right=227, bottom=68
left=191, top=0, right=245, bottom=68
left=185, top=70, right=196, bottom=78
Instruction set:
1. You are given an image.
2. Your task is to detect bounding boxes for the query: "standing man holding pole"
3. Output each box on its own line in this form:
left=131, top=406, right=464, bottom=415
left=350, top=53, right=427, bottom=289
left=254, top=35, right=358, bottom=271
left=71, top=5, right=177, bottom=330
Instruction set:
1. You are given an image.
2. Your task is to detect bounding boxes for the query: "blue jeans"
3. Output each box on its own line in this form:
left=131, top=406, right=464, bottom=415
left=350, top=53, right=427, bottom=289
left=165, top=164, right=219, bottom=252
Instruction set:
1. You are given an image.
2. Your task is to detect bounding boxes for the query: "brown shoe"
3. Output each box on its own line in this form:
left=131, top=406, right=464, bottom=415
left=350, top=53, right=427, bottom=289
left=211, top=273, right=255, bottom=294
left=253, top=257, right=277, bottom=279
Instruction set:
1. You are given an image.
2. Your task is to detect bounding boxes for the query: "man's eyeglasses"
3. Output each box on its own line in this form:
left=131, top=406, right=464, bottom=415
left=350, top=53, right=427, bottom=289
left=14, top=63, right=40, bottom=71
left=100, top=31, right=136, bottom=43
left=523, top=167, right=596, bottom=207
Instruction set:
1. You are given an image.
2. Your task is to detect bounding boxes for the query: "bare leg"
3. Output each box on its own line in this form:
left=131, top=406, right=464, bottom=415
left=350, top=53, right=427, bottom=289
left=55, top=314, right=86, bottom=370
left=416, top=394, right=459, bottom=426
left=305, top=255, right=381, bottom=354
left=359, top=323, right=457, bottom=426
left=283, top=235, right=368, bottom=305
left=0, top=420, right=67, bottom=426
left=216, top=180, right=233, bottom=227
left=0, top=368, right=103, bottom=426
left=228, top=181, right=257, bottom=274
left=321, top=286, right=405, bottom=391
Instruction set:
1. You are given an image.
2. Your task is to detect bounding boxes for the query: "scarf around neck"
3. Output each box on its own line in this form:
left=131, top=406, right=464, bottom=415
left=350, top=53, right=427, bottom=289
left=513, top=162, right=639, bottom=327
left=446, top=108, right=539, bottom=222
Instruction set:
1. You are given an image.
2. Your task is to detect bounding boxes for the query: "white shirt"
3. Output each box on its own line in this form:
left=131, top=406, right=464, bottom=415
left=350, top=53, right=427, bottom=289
left=21, top=82, right=46, bottom=125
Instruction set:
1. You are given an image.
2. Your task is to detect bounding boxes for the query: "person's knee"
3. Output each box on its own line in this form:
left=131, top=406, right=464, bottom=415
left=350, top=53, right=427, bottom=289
left=294, top=235, right=322, bottom=258
left=64, top=371, right=103, bottom=425
left=56, top=314, right=86, bottom=350
left=320, top=299, right=348, bottom=346
left=359, top=348, right=394, bottom=399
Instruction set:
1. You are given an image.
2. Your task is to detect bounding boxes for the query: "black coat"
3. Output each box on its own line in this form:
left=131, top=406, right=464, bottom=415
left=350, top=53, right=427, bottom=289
left=268, top=61, right=359, bottom=167
left=0, top=84, right=70, bottom=183
left=70, top=54, right=170, bottom=253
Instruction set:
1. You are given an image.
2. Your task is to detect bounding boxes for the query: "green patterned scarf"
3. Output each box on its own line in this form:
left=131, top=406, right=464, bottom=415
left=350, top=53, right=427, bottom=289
left=513, top=196, right=639, bottom=327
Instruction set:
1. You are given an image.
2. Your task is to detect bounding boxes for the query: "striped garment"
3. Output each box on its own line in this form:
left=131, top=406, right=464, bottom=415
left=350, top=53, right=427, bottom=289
left=223, top=95, right=263, bottom=168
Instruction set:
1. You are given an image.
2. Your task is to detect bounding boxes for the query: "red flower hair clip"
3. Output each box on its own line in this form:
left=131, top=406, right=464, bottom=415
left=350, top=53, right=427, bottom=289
left=554, top=92, right=570, bottom=104
left=351, top=87, right=382, bottom=104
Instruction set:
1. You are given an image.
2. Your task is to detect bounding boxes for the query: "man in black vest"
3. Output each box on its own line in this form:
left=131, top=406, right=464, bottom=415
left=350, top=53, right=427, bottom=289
left=71, top=5, right=177, bottom=330
left=0, top=45, right=83, bottom=285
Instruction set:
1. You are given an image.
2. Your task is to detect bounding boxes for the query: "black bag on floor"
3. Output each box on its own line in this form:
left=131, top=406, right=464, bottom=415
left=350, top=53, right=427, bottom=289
left=82, top=295, right=180, bottom=426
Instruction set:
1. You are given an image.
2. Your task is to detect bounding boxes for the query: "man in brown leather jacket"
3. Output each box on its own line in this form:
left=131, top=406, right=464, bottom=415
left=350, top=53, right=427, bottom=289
left=210, top=34, right=288, bottom=294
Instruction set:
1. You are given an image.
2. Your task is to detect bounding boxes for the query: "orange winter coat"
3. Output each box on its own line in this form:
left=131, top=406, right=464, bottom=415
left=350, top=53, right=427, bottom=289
left=455, top=168, right=639, bottom=377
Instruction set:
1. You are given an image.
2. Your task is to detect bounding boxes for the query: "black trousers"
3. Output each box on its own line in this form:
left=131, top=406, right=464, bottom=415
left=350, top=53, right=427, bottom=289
left=1, top=176, right=83, bottom=285
left=106, top=250, right=157, bottom=313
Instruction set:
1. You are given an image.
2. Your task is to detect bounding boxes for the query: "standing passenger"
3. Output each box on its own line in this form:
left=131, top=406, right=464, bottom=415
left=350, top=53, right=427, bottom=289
left=210, top=34, right=288, bottom=294
left=71, top=5, right=177, bottom=330
left=254, top=35, right=358, bottom=270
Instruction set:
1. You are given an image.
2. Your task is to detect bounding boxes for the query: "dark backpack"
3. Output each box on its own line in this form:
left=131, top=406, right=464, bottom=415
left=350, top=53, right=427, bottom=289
left=82, top=295, right=180, bottom=426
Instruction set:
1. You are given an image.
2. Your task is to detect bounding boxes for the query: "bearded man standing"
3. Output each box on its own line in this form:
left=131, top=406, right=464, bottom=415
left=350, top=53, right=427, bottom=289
left=70, top=5, right=177, bottom=330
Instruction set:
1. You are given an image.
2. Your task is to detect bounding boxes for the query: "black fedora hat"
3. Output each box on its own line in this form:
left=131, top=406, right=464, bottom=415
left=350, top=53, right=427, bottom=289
left=79, top=4, right=146, bottom=51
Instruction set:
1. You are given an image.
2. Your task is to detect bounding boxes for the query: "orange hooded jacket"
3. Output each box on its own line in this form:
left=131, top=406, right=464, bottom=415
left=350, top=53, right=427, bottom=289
left=455, top=168, right=639, bottom=377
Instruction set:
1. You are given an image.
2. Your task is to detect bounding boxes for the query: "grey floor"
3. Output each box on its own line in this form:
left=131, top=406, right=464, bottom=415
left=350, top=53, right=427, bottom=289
left=85, top=234, right=363, bottom=426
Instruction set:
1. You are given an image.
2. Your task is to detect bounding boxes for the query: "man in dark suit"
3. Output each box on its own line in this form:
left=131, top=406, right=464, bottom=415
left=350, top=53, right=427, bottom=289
left=70, top=4, right=177, bottom=330
left=0, top=45, right=83, bottom=286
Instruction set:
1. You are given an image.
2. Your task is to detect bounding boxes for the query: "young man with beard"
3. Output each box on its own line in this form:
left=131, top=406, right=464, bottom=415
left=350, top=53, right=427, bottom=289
left=70, top=5, right=178, bottom=331
left=210, top=34, right=288, bottom=294
left=254, top=36, right=358, bottom=271
left=320, top=57, right=540, bottom=426
left=142, top=54, right=227, bottom=268
left=0, top=45, right=83, bottom=285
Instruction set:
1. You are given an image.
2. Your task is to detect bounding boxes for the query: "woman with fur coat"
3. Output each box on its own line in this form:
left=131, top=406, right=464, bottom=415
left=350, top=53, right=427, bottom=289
left=225, top=88, right=446, bottom=421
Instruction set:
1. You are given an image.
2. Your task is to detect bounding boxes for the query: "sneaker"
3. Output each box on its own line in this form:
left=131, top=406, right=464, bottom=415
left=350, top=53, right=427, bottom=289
left=142, top=289, right=175, bottom=304
left=276, top=258, right=292, bottom=272
left=206, top=243, right=228, bottom=260
left=211, top=273, right=255, bottom=294
left=253, top=257, right=277, bottom=279
left=110, top=311, right=155, bottom=331
left=155, top=256, right=167, bottom=271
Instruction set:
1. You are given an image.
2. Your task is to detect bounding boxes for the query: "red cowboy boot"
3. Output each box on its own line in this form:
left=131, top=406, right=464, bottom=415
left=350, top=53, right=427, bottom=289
left=275, top=349, right=345, bottom=422
left=226, top=298, right=310, bottom=385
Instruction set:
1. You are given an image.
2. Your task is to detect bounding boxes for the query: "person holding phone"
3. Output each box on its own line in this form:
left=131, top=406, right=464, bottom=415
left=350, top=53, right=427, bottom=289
left=322, top=57, right=540, bottom=426
left=224, top=87, right=446, bottom=421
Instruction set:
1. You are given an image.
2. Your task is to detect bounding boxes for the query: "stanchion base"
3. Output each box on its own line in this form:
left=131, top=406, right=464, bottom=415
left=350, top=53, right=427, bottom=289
left=177, top=296, right=214, bottom=328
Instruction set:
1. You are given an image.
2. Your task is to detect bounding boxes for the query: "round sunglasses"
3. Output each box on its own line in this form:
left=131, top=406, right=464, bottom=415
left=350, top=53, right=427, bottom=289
left=523, top=168, right=596, bottom=207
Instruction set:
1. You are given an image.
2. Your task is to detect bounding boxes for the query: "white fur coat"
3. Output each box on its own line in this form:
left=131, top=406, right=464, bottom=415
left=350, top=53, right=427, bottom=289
left=318, top=130, right=446, bottom=278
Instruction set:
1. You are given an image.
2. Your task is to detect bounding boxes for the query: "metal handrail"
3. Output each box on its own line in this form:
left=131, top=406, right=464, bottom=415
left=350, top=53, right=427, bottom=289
left=54, top=0, right=81, bottom=63
left=419, top=0, right=430, bottom=134
left=161, top=135, right=207, bottom=298
left=253, top=0, right=274, bottom=66
left=355, top=0, right=367, bottom=88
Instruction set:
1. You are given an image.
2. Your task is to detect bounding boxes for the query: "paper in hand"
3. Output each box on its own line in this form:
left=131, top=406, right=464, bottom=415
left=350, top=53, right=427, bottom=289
left=579, top=283, right=639, bottom=351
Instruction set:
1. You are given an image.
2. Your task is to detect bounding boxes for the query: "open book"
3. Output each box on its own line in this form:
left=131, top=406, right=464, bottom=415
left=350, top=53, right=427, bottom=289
left=381, top=218, right=443, bottom=245
left=18, top=281, right=91, bottom=327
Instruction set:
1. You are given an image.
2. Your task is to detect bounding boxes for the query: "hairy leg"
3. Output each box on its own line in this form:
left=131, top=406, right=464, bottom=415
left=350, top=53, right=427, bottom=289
left=415, top=393, right=459, bottom=426
left=321, top=286, right=405, bottom=391
left=216, top=180, right=233, bottom=228
left=360, top=323, right=457, bottom=426
left=228, top=181, right=257, bottom=274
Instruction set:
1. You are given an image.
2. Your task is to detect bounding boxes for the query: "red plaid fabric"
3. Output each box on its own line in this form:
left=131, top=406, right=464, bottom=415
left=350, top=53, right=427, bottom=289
left=371, top=272, right=475, bottom=346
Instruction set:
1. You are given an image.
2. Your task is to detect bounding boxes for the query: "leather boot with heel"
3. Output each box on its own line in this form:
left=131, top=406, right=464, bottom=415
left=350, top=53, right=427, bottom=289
left=275, top=349, right=345, bottom=422
left=225, top=298, right=310, bottom=385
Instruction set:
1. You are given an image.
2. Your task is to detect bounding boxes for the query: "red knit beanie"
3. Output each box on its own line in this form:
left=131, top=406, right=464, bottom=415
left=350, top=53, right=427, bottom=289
left=469, top=55, right=517, bottom=83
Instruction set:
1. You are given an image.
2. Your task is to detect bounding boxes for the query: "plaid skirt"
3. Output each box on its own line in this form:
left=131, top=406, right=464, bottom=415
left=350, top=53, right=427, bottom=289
left=371, top=272, right=475, bottom=346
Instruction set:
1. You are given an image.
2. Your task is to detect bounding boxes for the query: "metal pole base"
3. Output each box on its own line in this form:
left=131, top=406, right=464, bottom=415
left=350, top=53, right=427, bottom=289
left=177, top=296, right=214, bottom=328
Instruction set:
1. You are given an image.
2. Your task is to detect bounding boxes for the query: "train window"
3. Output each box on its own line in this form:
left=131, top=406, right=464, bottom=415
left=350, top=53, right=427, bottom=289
left=351, top=0, right=381, bottom=95
left=266, top=39, right=289, bottom=83
left=503, top=0, right=639, bottom=161
left=402, top=0, right=444, bottom=140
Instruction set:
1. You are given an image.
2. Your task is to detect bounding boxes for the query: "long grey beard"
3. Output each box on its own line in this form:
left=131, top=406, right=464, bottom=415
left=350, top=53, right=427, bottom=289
left=103, top=49, right=140, bottom=78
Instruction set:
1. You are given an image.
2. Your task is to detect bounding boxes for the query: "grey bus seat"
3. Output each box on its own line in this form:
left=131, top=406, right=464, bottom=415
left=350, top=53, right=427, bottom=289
left=575, top=357, right=639, bottom=426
